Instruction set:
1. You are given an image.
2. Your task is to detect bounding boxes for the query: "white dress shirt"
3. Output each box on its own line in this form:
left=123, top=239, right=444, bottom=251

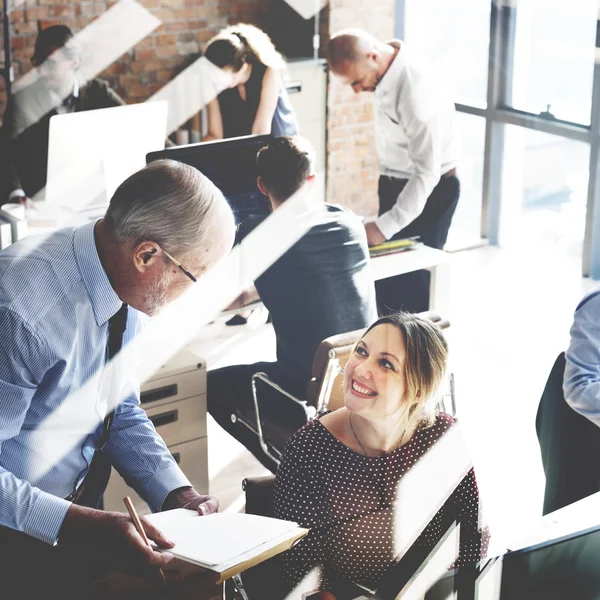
left=373, top=40, right=459, bottom=239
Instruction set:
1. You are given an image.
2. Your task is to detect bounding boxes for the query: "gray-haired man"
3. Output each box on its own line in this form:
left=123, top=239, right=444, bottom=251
left=0, top=159, right=235, bottom=597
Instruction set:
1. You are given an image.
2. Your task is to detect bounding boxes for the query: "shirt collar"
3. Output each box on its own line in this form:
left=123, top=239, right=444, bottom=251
left=73, top=221, right=123, bottom=326
left=375, top=39, right=405, bottom=102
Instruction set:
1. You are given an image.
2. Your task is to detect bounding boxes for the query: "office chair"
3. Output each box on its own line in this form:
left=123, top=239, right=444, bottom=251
left=536, top=352, right=600, bottom=515
left=243, top=312, right=454, bottom=466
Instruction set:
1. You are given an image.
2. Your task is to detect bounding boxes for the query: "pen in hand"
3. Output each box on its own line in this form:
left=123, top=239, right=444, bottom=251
left=123, top=496, right=167, bottom=586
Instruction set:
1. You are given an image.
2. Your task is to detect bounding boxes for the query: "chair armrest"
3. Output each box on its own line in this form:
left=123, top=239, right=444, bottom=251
left=251, top=372, right=316, bottom=464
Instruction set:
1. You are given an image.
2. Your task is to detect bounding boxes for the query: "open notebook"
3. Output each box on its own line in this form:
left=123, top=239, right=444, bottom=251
left=145, top=509, right=308, bottom=582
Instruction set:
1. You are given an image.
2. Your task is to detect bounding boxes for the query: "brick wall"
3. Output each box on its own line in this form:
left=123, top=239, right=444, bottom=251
left=324, top=0, right=394, bottom=217
left=0, top=0, right=269, bottom=122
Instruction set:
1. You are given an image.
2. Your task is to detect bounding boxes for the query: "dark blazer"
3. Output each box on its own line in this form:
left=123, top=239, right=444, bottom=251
left=0, top=78, right=124, bottom=204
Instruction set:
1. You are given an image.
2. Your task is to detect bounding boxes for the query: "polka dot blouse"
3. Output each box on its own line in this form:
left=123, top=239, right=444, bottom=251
left=273, top=412, right=490, bottom=594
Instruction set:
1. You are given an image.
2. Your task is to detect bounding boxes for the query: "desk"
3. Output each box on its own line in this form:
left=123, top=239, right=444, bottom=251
left=511, top=491, right=600, bottom=553
left=369, top=245, right=450, bottom=315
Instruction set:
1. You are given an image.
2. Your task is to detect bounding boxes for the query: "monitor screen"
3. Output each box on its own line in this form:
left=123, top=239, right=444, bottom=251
left=146, top=134, right=273, bottom=224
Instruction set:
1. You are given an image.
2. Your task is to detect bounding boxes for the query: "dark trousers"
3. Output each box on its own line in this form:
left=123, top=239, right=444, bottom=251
left=208, top=361, right=302, bottom=473
left=375, top=173, right=460, bottom=314
left=536, top=353, right=600, bottom=515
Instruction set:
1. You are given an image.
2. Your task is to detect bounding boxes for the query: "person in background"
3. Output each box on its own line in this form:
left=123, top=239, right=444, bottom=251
left=564, top=285, right=600, bottom=424
left=203, top=23, right=298, bottom=141
left=208, top=136, right=376, bottom=471
left=0, top=25, right=125, bottom=206
left=0, top=160, right=236, bottom=598
left=273, top=312, right=489, bottom=598
left=328, top=29, right=460, bottom=314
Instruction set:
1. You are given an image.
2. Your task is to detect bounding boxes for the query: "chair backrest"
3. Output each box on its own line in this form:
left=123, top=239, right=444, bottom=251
left=305, top=311, right=452, bottom=412
left=536, top=352, right=600, bottom=515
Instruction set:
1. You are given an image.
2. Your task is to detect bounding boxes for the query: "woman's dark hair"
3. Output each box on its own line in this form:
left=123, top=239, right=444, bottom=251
left=204, top=24, right=284, bottom=73
left=33, top=25, right=78, bottom=65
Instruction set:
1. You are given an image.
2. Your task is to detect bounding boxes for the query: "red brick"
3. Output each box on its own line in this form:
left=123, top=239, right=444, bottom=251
left=49, top=4, right=73, bottom=17
left=155, top=33, right=177, bottom=46
left=173, top=7, right=195, bottom=19
left=128, top=84, right=149, bottom=98
left=135, top=48, right=156, bottom=61
left=135, top=37, right=155, bottom=49
left=155, top=69, right=173, bottom=83
left=156, top=44, right=177, bottom=58
left=119, top=74, right=140, bottom=87
left=11, top=36, right=26, bottom=49
left=164, top=21, right=187, bottom=32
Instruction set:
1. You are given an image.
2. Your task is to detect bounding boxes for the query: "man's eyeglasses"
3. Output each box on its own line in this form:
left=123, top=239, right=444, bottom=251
left=157, top=246, right=197, bottom=283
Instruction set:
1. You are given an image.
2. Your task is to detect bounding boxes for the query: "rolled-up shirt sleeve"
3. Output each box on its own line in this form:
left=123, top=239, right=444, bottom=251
left=0, top=307, right=71, bottom=544
left=564, top=288, right=600, bottom=425
left=103, top=391, right=191, bottom=513
left=376, top=111, right=443, bottom=240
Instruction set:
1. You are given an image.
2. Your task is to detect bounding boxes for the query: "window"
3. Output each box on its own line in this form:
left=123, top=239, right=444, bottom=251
left=404, top=0, right=491, bottom=106
left=500, top=126, right=589, bottom=260
left=507, top=0, right=597, bottom=125
left=446, top=113, right=486, bottom=249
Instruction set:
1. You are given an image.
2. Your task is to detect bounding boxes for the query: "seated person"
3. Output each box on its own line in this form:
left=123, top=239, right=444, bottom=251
left=203, top=23, right=298, bottom=140
left=208, top=136, right=377, bottom=470
left=0, top=25, right=125, bottom=205
left=273, top=312, right=489, bottom=598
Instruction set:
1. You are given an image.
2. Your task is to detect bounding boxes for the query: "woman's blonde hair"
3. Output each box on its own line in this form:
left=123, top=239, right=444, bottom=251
left=204, top=24, right=285, bottom=72
left=359, top=312, right=448, bottom=445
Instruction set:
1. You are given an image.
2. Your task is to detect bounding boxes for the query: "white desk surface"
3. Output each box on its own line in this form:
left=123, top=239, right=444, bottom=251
left=370, top=245, right=449, bottom=281
left=510, top=492, right=600, bottom=553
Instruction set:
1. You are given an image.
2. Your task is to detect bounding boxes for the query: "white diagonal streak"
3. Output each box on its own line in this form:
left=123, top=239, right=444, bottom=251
left=29, top=183, right=329, bottom=482
left=12, top=0, right=161, bottom=138
left=147, top=56, right=233, bottom=135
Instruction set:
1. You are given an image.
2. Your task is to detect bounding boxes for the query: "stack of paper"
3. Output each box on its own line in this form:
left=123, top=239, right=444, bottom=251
left=369, top=237, right=422, bottom=257
left=145, top=509, right=308, bottom=582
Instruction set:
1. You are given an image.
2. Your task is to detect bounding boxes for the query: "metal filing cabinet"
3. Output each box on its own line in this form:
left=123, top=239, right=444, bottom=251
left=102, top=349, right=208, bottom=515
left=285, top=58, right=327, bottom=203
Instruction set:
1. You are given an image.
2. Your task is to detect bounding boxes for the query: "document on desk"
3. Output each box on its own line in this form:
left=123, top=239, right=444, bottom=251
left=145, top=509, right=308, bottom=581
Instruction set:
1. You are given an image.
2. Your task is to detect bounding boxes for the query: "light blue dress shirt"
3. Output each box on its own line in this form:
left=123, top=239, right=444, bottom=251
left=564, top=285, right=600, bottom=426
left=0, top=221, right=191, bottom=545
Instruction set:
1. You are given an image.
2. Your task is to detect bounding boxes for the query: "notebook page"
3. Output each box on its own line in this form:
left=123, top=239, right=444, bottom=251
left=145, top=509, right=299, bottom=567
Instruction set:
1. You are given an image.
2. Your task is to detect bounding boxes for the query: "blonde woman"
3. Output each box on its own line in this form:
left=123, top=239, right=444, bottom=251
left=203, top=24, right=298, bottom=141
left=273, top=312, right=489, bottom=598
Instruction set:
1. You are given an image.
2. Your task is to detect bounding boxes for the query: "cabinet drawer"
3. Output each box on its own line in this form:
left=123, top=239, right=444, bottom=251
left=140, top=367, right=206, bottom=410
left=103, top=437, right=208, bottom=515
left=146, top=395, right=206, bottom=446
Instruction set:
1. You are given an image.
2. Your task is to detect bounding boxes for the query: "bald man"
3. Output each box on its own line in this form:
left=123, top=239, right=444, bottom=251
left=329, top=29, right=459, bottom=314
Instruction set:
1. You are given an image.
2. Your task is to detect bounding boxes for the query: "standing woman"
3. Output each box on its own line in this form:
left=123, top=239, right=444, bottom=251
left=203, top=24, right=299, bottom=141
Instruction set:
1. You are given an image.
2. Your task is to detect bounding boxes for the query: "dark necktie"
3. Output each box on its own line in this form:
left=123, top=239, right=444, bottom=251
left=65, top=303, right=128, bottom=506
left=100, top=303, right=129, bottom=447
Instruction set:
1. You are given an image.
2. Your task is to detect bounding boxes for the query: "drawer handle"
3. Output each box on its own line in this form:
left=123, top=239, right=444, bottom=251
left=141, top=384, right=178, bottom=405
left=150, top=409, right=178, bottom=428
left=171, top=452, right=181, bottom=464
left=287, top=81, right=302, bottom=94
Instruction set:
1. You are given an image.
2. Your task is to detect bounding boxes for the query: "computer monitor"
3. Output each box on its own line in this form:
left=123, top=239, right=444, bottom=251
left=425, top=525, right=600, bottom=600
left=146, top=134, right=273, bottom=224
left=46, top=101, right=168, bottom=216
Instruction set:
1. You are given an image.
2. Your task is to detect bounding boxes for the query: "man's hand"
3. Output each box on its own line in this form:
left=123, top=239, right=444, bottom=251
left=365, top=221, right=386, bottom=247
left=162, top=486, right=219, bottom=516
left=59, top=504, right=175, bottom=579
